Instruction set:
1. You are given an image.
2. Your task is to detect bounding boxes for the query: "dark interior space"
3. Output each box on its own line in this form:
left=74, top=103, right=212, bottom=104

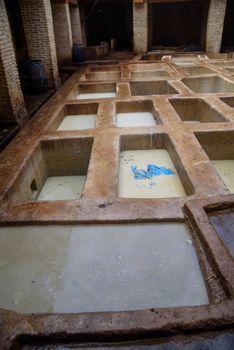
left=5, top=0, right=28, bottom=65
left=1, top=0, right=26, bottom=149
left=80, top=0, right=133, bottom=50
left=5, top=0, right=56, bottom=119
left=221, top=0, right=234, bottom=52
left=150, top=1, right=208, bottom=50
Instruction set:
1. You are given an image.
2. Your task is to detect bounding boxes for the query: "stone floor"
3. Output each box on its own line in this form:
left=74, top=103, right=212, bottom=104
left=0, top=53, right=233, bottom=349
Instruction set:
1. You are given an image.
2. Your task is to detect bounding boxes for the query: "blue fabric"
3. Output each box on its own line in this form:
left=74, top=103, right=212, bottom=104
left=131, top=164, right=175, bottom=180
left=147, top=164, right=175, bottom=176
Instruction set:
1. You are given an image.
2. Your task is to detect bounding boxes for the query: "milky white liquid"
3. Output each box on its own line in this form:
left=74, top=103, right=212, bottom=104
left=116, top=112, right=156, bottom=127
left=37, top=176, right=86, bottom=201
left=77, top=92, right=116, bottom=100
left=57, top=115, right=96, bottom=131
left=0, top=223, right=208, bottom=313
left=119, top=150, right=186, bottom=198
left=212, top=160, right=234, bottom=192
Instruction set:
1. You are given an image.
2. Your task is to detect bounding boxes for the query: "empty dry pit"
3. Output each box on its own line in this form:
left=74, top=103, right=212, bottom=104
left=75, top=83, right=117, bottom=100
left=181, top=76, right=234, bottom=93
left=89, top=65, right=121, bottom=72
left=130, top=81, right=178, bottom=96
left=224, top=68, right=234, bottom=75
left=195, top=131, right=234, bottom=192
left=51, top=103, right=98, bottom=131
left=220, top=96, right=234, bottom=108
left=129, top=63, right=164, bottom=71
left=179, top=65, right=214, bottom=75
left=118, top=134, right=193, bottom=198
left=131, top=70, right=170, bottom=80
left=168, top=98, right=228, bottom=123
left=6, top=138, right=93, bottom=201
left=116, top=100, right=160, bottom=127
left=0, top=223, right=208, bottom=313
left=85, top=71, right=121, bottom=81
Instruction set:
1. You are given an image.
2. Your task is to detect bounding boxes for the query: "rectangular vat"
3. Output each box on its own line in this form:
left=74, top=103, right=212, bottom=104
left=168, top=98, right=228, bottom=123
left=181, top=76, right=234, bottom=93
left=131, top=70, right=170, bottom=79
left=6, top=138, right=93, bottom=201
left=179, top=65, right=214, bottom=75
left=211, top=61, right=234, bottom=67
left=130, top=81, right=178, bottom=96
left=116, top=100, right=159, bottom=127
left=195, top=131, right=234, bottom=192
left=129, top=63, right=164, bottom=71
left=209, top=209, right=234, bottom=258
left=118, top=134, right=192, bottom=198
left=76, top=83, right=117, bottom=100
left=55, top=103, right=98, bottom=131
left=0, top=223, right=208, bottom=313
left=90, top=65, right=120, bottom=72
left=85, top=72, right=121, bottom=81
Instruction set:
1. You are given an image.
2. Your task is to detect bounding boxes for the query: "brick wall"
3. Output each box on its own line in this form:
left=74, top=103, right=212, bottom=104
left=20, top=0, right=60, bottom=88
left=0, top=0, right=27, bottom=125
left=206, top=0, right=227, bottom=53
left=133, top=2, right=148, bottom=54
left=69, top=4, right=83, bottom=45
left=52, top=2, right=73, bottom=64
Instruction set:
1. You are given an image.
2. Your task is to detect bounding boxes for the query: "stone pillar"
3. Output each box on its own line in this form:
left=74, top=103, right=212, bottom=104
left=69, top=4, right=83, bottom=45
left=51, top=1, right=73, bottom=64
left=0, top=0, right=28, bottom=126
left=133, top=1, right=148, bottom=54
left=20, top=0, right=60, bottom=89
left=79, top=6, right=87, bottom=47
left=206, top=0, right=227, bottom=53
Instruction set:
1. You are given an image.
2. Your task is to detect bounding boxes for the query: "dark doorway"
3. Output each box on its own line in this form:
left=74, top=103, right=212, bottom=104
left=221, top=0, right=234, bottom=52
left=150, top=1, right=209, bottom=50
left=5, top=0, right=28, bottom=65
left=80, top=0, right=133, bottom=50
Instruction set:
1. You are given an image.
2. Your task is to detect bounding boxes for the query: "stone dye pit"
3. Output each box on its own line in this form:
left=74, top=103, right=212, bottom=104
left=58, top=115, right=96, bottom=131
left=116, top=101, right=159, bottom=127
left=119, top=150, right=186, bottom=198
left=76, top=83, right=117, bottom=100
left=0, top=55, right=234, bottom=348
left=0, top=223, right=208, bottom=314
left=37, top=176, right=86, bottom=201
